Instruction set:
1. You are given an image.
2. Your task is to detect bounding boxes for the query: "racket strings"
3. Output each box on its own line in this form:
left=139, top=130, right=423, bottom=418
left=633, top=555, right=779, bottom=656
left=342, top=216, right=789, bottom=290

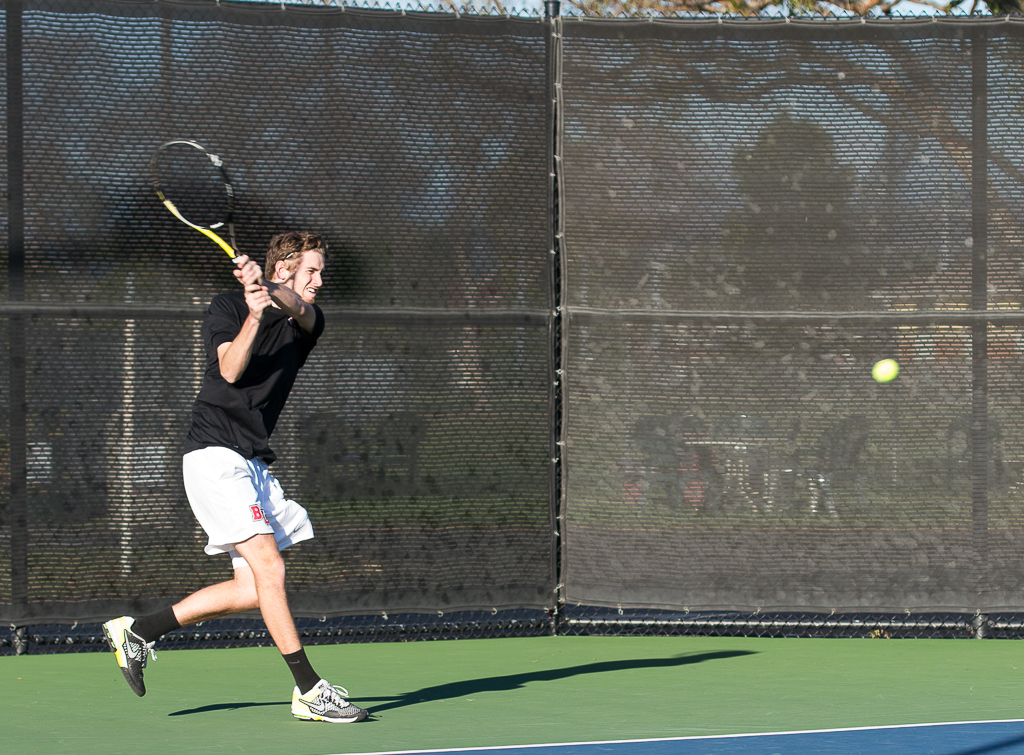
left=152, top=142, right=234, bottom=234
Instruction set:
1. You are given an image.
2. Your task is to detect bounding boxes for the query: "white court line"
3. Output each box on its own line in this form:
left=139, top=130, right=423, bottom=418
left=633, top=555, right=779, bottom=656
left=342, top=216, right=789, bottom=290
left=331, top=718, right=1024, bottom=755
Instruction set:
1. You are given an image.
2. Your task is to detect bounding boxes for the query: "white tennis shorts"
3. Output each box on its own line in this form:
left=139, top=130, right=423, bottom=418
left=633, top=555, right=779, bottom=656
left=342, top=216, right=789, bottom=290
left=182, top=447, right=314, bottom=569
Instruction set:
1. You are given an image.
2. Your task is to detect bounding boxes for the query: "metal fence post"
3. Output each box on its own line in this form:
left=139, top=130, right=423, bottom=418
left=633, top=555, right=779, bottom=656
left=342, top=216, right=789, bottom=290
left=546, top=0, right=565, bottom=636
left=6, top=0, right=30, bottom=622
left=970, top=29, right=989, bottom=583
left=973, top=613, right=988, bottom=640
left=13, top=626, right=28, bottom=655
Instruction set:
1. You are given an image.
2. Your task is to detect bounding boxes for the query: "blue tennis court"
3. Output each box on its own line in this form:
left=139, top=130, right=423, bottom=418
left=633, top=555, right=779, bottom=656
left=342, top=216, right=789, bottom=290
left=357, top=721, right=1024, bottom=755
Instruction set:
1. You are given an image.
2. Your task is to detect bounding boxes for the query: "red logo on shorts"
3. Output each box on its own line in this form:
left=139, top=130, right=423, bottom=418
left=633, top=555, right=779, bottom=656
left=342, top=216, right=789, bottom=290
left=250, top=505, right=266, bottom=522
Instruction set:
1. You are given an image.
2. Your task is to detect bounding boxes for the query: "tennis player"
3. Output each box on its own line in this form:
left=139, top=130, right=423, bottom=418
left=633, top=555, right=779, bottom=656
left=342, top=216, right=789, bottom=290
left=102, top=231, right=366, bottom=723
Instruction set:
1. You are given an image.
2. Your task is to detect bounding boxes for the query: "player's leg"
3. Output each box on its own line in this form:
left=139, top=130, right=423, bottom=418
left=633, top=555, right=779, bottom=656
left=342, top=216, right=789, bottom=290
left=168, top=562, right=258, bottom=625
left=232, top=532, right=365, bottom=723
left=238, top=470, right=367, bottom=723
left=100, top=568, right=255, bottom=698
left=232, top=533, right=301, bottom=653
left=102, top=449, right=265, bottom=697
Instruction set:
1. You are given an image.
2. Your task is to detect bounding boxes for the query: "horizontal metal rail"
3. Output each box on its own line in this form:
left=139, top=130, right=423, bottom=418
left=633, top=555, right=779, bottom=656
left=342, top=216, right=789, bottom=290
left=565, top=617, right=974, bottom=629
left=6, top=302, right=1024, bottom=327
left=0, top=302, right=551, bottom=326
left=566, top=306, right=1024, bottom=326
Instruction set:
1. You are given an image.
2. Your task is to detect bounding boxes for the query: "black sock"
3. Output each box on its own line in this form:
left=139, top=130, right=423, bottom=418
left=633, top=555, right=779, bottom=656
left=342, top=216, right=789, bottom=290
left=283, top=648, right=320, bottom=695
left=131, top=607, right=181, bottom=644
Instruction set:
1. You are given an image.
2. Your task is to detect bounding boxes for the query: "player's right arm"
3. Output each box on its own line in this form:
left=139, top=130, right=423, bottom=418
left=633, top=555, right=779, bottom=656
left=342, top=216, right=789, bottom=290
left=217, top=280, right=272, bottom=384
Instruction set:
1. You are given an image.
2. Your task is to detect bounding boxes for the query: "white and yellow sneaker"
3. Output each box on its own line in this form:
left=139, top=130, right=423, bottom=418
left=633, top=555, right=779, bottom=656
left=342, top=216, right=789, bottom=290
left=101, top=616, right=155, bottom=697
left=291, top=679, right=367, bottom=723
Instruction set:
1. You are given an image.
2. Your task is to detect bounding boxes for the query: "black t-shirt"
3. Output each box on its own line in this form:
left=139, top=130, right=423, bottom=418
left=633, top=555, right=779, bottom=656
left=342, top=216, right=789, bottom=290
left=183, top=291, right=325, bottom=464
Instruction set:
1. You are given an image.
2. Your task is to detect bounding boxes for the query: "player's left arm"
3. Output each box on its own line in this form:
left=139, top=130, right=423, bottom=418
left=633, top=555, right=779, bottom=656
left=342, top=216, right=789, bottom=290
left=265, top=282, right=317, bottom=334
left=233, top=254, right=318, bottom=334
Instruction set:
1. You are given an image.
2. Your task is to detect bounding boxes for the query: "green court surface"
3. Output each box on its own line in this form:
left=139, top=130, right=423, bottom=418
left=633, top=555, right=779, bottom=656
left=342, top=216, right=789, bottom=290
left=3, top=635, right=1023, bottom=755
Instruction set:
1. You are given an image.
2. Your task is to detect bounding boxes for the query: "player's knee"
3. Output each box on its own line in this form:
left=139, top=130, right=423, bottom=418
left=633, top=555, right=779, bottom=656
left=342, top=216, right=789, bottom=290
left=251, top=551, right=287, bottom=588
left=236, top=535, right=283, bottom=570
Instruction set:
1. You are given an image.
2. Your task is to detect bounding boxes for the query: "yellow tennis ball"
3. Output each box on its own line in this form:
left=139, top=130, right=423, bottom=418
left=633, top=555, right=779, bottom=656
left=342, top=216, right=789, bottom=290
left=872, top=358, right=899, bottom=383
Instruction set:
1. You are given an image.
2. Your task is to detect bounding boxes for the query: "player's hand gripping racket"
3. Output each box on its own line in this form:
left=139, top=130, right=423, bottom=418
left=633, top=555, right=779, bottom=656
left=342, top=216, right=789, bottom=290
left=151, top=139, right=240, bottom=261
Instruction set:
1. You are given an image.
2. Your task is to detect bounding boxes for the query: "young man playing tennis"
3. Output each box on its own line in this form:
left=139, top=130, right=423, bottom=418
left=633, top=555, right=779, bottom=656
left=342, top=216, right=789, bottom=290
left=102, top=231, right=366, bottom=724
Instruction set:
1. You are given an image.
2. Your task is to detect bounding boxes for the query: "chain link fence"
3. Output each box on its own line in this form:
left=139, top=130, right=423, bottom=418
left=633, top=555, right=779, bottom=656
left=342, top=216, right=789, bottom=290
left=5, top=3, right=1024, bottom=653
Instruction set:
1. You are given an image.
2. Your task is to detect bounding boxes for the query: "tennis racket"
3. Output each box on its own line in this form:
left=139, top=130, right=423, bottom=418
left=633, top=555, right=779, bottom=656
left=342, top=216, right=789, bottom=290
left=150, top=139, right=238, bottom=260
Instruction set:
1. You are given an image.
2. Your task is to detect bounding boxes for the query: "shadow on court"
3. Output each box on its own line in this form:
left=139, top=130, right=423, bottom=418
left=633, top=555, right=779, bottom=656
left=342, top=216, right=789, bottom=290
left=947, top=734, right=1024, bottom=755
left=169, top=700, right=288, bottom=716
left=361, top=649, right=757, bottom=714
left=166, top=649, right=754, bottom=718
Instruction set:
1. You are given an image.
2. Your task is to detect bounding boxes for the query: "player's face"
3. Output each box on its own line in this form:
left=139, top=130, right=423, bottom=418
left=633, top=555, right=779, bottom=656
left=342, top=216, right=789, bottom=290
left=278, top=250, right=325, bottom=304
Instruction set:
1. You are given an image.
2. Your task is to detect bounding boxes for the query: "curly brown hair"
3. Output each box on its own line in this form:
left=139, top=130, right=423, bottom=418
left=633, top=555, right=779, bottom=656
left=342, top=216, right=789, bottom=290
left=264, top=231, right=328, bottom=281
